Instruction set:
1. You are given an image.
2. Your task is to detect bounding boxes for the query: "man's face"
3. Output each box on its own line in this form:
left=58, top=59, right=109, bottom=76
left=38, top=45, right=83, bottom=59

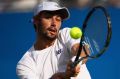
left=34, top=11, right=62, bottom=40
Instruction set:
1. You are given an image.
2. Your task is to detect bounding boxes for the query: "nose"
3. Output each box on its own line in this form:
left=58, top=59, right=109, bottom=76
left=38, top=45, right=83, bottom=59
left=51, top=16, right=57, bottom=26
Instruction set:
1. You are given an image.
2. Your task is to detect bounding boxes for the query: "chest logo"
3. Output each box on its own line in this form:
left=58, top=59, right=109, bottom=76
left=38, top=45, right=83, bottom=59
left=56, top=49, right=63, bottom=55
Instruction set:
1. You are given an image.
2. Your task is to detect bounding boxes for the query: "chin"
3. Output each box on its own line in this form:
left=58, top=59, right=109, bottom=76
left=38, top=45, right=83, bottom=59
left=46, top=34, right=57, bottom=41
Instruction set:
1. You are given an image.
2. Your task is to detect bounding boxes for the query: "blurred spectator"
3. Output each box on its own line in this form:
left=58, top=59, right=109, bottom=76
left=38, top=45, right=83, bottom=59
left=59, top=0, right=91, bottom=8
left=76, top=0, right=92, bottom=8
left=108, top=0, right=120, bottom=8
left=0, top=0, right=120, bottom=13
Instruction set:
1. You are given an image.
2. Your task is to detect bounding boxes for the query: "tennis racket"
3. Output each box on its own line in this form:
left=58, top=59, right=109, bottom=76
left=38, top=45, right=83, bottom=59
left=71, top=6, right=112, bottom=68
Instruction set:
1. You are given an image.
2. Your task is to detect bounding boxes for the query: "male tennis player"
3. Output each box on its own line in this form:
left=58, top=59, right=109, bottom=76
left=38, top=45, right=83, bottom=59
left=16, top=1, right=91, bottom=79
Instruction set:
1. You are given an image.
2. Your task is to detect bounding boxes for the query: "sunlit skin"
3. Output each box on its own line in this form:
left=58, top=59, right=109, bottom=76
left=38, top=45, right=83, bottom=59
left=33, top=11, right=62, bottom=50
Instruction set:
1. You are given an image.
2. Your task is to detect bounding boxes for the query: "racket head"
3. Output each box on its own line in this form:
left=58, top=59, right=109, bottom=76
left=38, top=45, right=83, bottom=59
left=81, top=6, right=112, bottom=58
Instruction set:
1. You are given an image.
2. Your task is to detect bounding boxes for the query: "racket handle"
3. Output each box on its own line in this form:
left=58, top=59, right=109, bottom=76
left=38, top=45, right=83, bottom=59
left=71, top=56, right=82, bottom=68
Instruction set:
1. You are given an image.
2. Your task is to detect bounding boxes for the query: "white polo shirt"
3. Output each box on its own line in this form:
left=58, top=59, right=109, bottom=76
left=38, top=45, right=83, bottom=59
left=16, top=28, right=91, bottom=79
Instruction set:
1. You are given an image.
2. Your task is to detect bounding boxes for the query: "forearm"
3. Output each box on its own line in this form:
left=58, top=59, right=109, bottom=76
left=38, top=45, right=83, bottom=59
left=71, top=43, right=89, bottom=64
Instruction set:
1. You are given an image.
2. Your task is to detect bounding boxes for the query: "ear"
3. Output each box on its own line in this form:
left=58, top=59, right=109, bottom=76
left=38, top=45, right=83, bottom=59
left=33, top=18, right=39, bottom=24
left=33, top=18, right=39, bottom=30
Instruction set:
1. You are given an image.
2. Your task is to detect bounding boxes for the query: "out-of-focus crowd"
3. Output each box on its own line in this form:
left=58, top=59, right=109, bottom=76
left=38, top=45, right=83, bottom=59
left=0, top=0, right=120, bottom=12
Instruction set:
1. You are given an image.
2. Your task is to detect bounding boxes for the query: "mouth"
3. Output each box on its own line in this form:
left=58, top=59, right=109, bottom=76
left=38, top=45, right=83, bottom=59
left=48, top=28, right=57, bottom=35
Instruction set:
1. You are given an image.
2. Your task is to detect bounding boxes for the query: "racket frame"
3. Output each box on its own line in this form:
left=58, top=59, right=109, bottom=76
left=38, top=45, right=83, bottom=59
left=72, top=6, right=112, bottom=68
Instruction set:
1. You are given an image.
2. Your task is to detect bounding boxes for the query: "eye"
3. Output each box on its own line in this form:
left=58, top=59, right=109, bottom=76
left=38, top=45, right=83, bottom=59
left=56, top=16, right=62, bottom=22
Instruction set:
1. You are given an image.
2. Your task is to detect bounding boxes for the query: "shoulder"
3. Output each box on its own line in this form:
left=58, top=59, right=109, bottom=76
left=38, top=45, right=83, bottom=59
left=57, top=27, right=71, bottom=45
left=16, top=46, right=36, bottom=72
left=17, top=46, right=34, bottom=65
left=16, top=47, right=37, bottom=77
left=59, top=27, right=71, bottom=33
left=58, top=27, right=71, bottom=40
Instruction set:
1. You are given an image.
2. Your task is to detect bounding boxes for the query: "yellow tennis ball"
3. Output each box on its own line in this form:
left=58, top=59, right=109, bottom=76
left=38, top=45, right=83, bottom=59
left=70, top=27, right=82, bottom=39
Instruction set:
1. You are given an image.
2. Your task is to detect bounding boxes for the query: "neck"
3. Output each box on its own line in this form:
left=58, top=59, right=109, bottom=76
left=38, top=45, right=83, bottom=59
left=34, top=37, right=56, bottom=50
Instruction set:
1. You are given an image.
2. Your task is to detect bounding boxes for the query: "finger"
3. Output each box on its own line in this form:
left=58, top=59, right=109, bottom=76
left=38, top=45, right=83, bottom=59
left=74, top=64, right=80, bottom=73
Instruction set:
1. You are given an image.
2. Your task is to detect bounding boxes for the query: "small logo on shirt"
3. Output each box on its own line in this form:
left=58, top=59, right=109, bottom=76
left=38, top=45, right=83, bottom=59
left=56, top=49, right=63, bottom=55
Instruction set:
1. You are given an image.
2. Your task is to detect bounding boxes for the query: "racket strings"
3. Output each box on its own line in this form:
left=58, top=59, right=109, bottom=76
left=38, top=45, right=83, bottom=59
left=73, top=6, right=112, bottom=67
left=84, top=8, right=108, bottom=57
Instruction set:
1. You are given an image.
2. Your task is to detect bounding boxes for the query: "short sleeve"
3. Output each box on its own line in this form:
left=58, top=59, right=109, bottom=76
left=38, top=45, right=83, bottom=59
left=58, top=27, right=81, bottom=52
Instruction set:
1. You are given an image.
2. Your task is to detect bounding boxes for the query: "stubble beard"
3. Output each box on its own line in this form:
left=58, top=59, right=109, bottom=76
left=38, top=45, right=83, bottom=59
left=38, top=25, right=58, bottom=41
